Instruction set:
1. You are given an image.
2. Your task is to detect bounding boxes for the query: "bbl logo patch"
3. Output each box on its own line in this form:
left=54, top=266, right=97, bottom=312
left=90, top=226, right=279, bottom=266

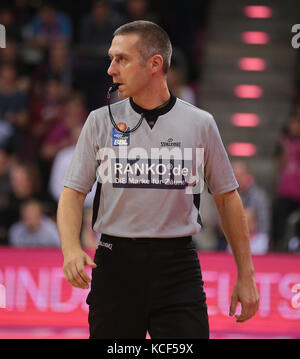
left=112, top=123, right=130, bottom=146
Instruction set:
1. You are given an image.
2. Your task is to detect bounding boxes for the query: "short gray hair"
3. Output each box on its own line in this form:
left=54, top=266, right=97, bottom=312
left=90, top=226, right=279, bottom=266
left=113, top=20, right=172, bottom=74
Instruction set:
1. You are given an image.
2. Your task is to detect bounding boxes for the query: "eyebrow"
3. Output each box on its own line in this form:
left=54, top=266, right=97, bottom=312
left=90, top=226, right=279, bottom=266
left=108, top=51, right=130, bottom=59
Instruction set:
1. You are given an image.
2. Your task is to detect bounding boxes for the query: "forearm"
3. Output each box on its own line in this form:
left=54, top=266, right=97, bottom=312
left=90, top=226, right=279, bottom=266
left=214, top=190, right=254, bottom=279
left=57, top=187, right=86, bottom=255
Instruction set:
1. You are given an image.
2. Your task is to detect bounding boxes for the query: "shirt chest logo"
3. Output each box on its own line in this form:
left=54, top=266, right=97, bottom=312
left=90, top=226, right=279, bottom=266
left=160, top=138, right=181, bottom=147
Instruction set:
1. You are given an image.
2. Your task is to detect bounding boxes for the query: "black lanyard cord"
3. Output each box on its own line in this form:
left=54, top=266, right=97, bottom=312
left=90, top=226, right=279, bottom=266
left=107, top=84, right=144, bottom=134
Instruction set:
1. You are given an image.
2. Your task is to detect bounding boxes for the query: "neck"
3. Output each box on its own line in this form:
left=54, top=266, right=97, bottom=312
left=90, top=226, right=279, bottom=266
left=132, top=78, right=170, bottom=110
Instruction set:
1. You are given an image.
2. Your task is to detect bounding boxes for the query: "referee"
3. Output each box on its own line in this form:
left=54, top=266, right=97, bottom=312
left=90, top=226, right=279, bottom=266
left=57, top=20, right=259, bottom=339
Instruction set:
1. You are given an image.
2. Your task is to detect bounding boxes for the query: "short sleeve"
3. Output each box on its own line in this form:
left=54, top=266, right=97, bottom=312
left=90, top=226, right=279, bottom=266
left=204, top=114, right=239, bottom=195
left=63, top=111, right=98, bottom=194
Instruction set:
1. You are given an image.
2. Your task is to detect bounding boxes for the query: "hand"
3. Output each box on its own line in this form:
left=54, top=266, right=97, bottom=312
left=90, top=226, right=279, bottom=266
left=229, top=276, right=259, bottom=323
left=63, top=249, right=97, bottom=289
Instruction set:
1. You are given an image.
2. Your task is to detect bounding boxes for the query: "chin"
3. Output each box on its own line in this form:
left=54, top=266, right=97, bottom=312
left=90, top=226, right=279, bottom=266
left=118, top=90, right=129, bottom=99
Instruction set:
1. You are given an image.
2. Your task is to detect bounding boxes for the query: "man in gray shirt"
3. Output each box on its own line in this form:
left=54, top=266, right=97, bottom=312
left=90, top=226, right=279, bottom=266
left=57, top=20, right=259, bottom=339
left=9, top=199, right=60, bottom=247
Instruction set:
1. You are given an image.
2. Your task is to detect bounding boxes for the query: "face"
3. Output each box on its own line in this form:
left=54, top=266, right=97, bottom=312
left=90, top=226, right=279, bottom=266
left=50, top=42, right=68, bottom=67
left=232, top=161, right=253, bottom=192
left=107, top=34, right=152, bottom=99
left=40, top=7, right=55, bottom=24
left=127, top=0, right=147, bottom=18
left=167, top=67, right=181, bottom=88
left=21, top=203, right=42, bottom=230
left=288, top=117, right=300, bottom=137
left=0, top=65, right=16, bottom=84
left=0, top=150, right=9, bottom=176
left=93, top=3, right=109, bottom=21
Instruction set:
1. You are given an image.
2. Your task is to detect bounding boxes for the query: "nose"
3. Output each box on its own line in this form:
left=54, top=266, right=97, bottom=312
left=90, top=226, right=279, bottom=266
left=107, top=59, right=118, bottom=77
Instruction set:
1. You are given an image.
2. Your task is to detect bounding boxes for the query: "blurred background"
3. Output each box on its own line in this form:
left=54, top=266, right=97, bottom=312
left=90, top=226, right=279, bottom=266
left=0, top=0, right=300, bottom=339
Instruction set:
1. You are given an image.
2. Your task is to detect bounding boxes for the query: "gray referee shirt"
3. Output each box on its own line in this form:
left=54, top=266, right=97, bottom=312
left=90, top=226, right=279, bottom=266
left=63, top=95, right=238, bottom=238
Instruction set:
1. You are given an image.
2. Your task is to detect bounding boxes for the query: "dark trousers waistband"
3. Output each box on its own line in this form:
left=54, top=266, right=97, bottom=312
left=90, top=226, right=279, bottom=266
left=101, top=233, right=193, bottom=245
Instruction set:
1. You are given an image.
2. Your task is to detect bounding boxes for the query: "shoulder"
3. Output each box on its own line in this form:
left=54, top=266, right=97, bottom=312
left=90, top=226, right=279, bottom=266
left=9, top=221, right=23, bottom=233
left=175, top=98, right=215, bottom=124
left=51, top=147, right=75, bottom=174
left=9, top=222, right=26, bottom=244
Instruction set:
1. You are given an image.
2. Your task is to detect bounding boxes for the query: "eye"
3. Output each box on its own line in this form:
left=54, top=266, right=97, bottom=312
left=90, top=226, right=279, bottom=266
left=118, top=56, right=128, bottom=64
left=108, top=55, right=128, bottom=65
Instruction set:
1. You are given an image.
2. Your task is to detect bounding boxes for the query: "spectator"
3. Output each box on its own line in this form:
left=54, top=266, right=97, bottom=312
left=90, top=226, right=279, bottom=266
left=0, top=147, right=13, bottom=245
left=272, top=115, right=300, bottom=250
left=8, top=199, right=60, bottom=247
left=79, top=0, right=123, bottom=51
left=48, top=125, right=97, bottom=207
left=13, top=0, right=35, bottom=31
left=217, top=160, right=270, bottom=250
left=41, top=93, right=86, bottom=162
left=0, top=120, right=15, bottom=156
left=5, top=162, right=56, bottom=227
left=32, top=40, right=73, bottom=91
left=23, top=3, right=72, bottom=50
left=0, top=40, right=20, bottom=70
left=0, top=7, right=21, bottom=42
left=123, top=0, right=158, bottom=23
left=0, top=39, right=31, bottom=86
left=233, top=160, right=270, bottom=236
left=0, top=63, right=28, bottom=157
left=0, top=147, right=12, bottom=195
left=75, top=1, right=120, bottom=110
left=167, top=64, right=196, bottom=105
left=30, top=76, right=68, bottom=145
left=228, top=208, right=268, bottom=255
left=0, top=64, right=28, bottom=121
left=0, top=40, right=17, bottom=66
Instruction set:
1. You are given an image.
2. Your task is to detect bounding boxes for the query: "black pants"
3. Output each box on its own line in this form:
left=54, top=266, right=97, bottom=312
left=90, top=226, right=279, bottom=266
left=86, top=234, right=209, bottom=339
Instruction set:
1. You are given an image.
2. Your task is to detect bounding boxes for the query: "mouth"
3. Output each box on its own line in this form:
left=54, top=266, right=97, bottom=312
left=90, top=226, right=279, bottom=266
left=114, top=82, right=124, bottom=89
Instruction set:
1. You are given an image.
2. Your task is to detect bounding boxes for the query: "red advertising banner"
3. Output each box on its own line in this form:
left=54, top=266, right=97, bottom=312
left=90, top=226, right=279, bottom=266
left=0, top=248, right=90, bottom=327
left=0, top=248, right=299, bottom=337
left=199, top=252, right=300, bottom=337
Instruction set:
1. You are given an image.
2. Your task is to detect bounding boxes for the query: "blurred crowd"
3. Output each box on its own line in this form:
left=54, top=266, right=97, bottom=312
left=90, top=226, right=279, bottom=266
left=196, top=54, right=300, bottom=254
left=0, top=0, right=299, bottom=254
left=0, top=0, right=209, bottom=249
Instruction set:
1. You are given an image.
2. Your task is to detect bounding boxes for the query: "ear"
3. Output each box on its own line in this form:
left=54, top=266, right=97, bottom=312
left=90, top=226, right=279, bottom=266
left=149, top=54, right=164, bottom=74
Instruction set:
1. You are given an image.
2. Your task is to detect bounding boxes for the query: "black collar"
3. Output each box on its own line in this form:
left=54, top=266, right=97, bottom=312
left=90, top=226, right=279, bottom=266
left=129, top=93, right=176, bottom=118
